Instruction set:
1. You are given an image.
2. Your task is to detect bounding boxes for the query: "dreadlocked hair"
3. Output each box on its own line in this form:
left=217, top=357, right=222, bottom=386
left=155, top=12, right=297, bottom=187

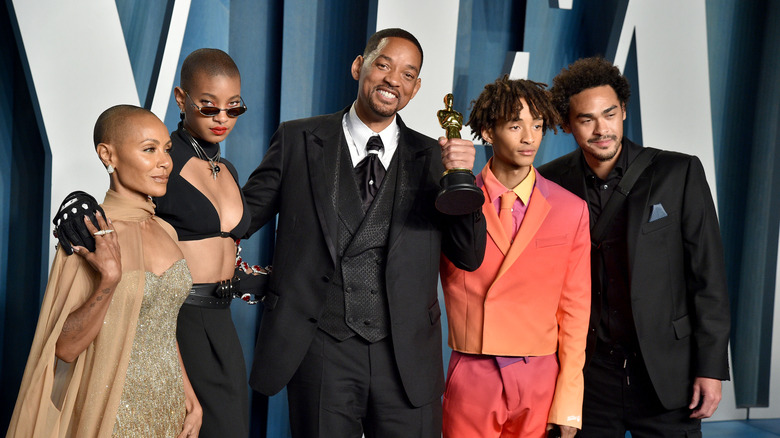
left=466, top=75, right=560, bottom=143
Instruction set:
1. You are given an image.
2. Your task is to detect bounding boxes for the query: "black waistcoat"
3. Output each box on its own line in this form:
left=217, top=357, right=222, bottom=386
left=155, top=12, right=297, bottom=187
left=318, top=140, right=397, bottom=343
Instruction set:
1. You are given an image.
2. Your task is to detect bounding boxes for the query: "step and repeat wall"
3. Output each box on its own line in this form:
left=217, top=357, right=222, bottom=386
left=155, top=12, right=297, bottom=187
left=2, top=0, right=778, bottom=435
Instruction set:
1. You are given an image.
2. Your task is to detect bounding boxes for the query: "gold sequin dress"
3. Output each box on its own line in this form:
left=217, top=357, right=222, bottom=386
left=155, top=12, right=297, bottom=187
left=113, top=259, right=191, bottom=436
left=7, top=190, right=194, bottom=438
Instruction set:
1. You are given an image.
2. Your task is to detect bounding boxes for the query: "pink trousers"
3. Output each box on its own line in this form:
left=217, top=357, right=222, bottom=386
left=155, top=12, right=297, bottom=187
left=442, top=351, right=559, bottom=438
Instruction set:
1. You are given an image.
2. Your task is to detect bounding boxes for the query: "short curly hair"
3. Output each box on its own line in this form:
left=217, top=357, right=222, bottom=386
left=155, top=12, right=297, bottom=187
left=551, top=56, right=630, bottom=127
left=466, top=75, right=560, bottom=143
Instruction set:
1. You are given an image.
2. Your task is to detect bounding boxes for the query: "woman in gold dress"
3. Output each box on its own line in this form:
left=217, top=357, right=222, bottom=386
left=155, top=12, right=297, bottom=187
left=6, top=105, right=202, bottom=437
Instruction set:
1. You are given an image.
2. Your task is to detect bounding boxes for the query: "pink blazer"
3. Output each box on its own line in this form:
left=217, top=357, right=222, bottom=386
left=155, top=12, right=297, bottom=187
left=440, top=169, right=591, bottom=427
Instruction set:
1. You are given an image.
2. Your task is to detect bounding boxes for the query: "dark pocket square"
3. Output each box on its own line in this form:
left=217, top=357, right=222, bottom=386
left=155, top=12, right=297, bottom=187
left=649, top=203, right=667, bottom=222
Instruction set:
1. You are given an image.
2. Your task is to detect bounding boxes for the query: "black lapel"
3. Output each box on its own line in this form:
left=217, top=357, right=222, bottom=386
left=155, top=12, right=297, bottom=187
left=560, top=151, right=588, bottom=201
left=337, top=141, right=366, bottom=236
left=305, top=110, right=348, bottom=265
left=622, top=140, right=653, bottom=276
left=388, top=119, right=426, bottom=249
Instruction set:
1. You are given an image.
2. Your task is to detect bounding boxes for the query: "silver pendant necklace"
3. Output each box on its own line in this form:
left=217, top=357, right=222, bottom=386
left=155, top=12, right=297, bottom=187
left=183, top=127, right=220, bottom=180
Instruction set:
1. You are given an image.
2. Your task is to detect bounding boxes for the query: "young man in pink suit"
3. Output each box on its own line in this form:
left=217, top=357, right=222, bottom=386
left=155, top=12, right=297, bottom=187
left=440, top=76, right=591, bottom=438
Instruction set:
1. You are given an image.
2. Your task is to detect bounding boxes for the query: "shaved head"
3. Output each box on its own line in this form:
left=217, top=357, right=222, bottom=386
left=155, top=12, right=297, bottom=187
left=93, top=104, right=156, bottom=148
left=180, top=48, right=240, bottom=91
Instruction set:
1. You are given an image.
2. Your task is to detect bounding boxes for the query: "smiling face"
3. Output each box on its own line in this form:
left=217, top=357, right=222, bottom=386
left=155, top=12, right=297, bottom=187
left=351, top=36, right=422, bottom=131
left=565, top=84, right=626, bottom=166
left=175, top=72, right=242, bottom=143
left=99, top=112, right=172, bottom=201
left=483, top=98, right=543, bottom=182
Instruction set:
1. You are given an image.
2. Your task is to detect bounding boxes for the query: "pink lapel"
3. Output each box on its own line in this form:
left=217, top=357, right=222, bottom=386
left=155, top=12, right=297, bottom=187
left=483, top=185, right=512, bottom=255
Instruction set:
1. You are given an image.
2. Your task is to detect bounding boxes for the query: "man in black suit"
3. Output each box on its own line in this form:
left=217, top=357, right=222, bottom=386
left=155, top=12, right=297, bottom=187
left=537, top=57, right=730, bottom=437
left=242, top=28, right=486, bottom=437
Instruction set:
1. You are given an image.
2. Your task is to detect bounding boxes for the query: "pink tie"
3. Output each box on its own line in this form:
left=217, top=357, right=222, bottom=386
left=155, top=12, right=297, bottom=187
left=499, top=191, right=518, bottom=240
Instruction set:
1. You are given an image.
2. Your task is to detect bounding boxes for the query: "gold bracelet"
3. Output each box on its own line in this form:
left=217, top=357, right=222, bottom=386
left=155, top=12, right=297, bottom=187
left=442, top=168, right=472, bottom=176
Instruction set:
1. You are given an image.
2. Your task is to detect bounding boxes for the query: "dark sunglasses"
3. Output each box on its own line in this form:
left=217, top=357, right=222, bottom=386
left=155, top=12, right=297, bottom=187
left=185, top=91, right=247, bottom=117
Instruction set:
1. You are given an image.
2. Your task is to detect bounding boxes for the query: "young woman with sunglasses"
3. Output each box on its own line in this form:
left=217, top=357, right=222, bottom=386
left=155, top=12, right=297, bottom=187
left=154, top=48, right=252, bottom=437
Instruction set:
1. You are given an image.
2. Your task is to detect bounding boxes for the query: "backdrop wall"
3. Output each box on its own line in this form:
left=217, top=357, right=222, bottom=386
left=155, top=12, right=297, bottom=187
left=1, top=0, right=778, bottom=435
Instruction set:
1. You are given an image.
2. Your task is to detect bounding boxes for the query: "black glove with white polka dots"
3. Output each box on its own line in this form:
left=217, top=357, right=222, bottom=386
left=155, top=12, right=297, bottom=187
left=52, top=191, right=105, bottom=255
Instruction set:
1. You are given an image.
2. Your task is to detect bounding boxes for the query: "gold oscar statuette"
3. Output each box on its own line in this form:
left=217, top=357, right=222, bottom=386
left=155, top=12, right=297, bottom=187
left=435, top=93, right=485, bottom=215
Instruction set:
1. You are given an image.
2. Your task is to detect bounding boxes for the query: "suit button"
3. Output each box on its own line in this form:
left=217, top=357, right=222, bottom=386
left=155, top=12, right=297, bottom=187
left=346, top=287, right=352, bottom=293
left=370, top=289, right=377, bottom=295
left=375, top=258, right=381, bottom=265
left=343, top=256, right=350, bottom=263
left=308, top=317, right=317, bottom=323
left=321, top=275, right=330, bottom=282
left=364, top=320, right=371, bottom=326
left=347, top=317, right=354, bottom=323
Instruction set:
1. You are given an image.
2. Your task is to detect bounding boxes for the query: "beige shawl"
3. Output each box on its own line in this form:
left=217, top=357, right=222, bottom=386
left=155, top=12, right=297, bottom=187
left=6, top=190, right=177, bottom=437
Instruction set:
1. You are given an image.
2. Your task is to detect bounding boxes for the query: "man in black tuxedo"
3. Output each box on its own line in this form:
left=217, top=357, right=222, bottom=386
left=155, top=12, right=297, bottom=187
left=242, top=28, right=486, bottom=437
left=537, top=57, right=730, bottom=437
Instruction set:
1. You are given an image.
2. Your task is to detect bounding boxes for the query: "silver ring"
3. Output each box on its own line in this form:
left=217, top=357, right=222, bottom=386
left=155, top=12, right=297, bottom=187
left=93, top=229, right=114, bottom=236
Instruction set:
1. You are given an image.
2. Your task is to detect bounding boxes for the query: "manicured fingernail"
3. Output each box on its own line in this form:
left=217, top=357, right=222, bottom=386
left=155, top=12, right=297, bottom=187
left=73, top=247, right=80, bottom=253
left=96, top=211, right=102, bottom=217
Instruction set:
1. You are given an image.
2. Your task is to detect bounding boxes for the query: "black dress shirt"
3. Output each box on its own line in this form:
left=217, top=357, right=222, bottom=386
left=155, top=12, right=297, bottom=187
left=583, top=144, right=640, bottom=351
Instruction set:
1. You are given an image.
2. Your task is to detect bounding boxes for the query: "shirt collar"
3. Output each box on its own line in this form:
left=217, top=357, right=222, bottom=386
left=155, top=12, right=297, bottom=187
left=345, top=103, right=399, bottom=154
left=481, top=158, right=536, bottom=205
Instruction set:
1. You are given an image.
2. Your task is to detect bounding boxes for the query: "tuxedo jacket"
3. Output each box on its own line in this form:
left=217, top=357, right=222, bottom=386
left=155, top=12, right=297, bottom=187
left=537, top=139, right=730, bottom=409
left=440, top=168, right=591, bottom=428
left=241, top=108, right=486, bottom=407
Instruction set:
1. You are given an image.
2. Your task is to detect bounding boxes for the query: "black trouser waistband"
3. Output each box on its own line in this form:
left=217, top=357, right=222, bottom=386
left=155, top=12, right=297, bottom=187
left=184, top=281, right=234, bottom=309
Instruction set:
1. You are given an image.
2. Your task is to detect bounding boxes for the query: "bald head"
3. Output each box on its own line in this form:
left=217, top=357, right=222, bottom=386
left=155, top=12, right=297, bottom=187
left=93, top=105, right=156, bottom=148
left=180, top=48, right=240, bottom=91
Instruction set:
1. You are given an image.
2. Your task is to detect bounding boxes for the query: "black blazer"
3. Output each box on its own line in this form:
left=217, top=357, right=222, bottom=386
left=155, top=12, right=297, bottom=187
left=538, top=139, right=730, bottom=409
left=242, top=108, right=486, bottom=407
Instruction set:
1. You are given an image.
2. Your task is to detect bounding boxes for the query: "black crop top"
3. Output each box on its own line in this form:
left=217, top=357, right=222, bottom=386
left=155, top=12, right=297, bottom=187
left=154, top=124, right=251, bottom=241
